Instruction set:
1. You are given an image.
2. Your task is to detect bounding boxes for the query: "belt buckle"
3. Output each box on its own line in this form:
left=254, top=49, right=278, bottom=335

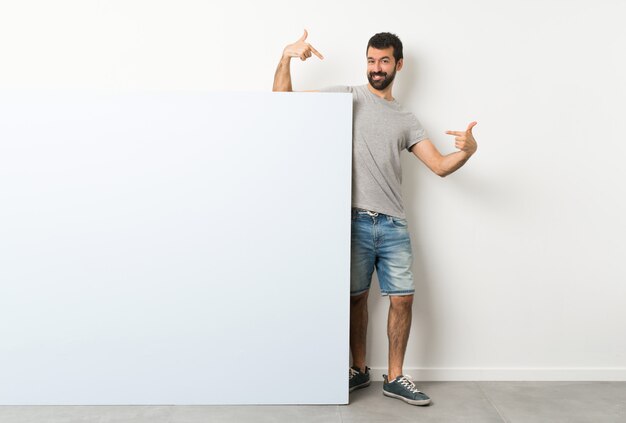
left=366, top=210, right=378, bottom=217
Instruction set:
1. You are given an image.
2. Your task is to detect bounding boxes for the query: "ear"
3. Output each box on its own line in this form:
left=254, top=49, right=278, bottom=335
left=396, top=58, right=404, bottom=71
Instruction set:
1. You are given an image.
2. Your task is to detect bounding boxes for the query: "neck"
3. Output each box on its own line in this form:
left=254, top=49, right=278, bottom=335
left=367, top=83, right=394, bottom=101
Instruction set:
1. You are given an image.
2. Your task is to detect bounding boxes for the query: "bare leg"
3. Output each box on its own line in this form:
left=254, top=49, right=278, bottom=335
left=387, top=294, right=413, bottom=381
left=350, top=290, right=369, bottom=372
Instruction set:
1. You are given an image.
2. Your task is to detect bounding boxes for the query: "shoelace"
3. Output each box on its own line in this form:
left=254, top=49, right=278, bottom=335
left=397, top=375, right=423, bottom=394
left=349, top=368, right=358, bottom=380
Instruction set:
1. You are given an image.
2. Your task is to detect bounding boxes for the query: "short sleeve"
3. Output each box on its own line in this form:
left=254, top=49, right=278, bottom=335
left=319, top=86, right=353, bottom=93
left=406, top=116, right=428, bottom=152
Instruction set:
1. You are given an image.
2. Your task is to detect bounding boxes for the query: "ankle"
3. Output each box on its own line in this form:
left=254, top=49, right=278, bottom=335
left=353, top=364, right=367, bottom=373
left=387, top=371, right=402, bottom=381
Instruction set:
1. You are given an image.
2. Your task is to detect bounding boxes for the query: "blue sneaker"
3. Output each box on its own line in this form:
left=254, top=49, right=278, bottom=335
left=383, top=374, right=431, bottom=406
left=349, top=366, right=371, bottom=392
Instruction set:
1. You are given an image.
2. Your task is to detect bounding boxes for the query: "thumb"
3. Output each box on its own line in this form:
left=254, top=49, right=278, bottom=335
left=466, top=121, right=477, bottom=133
left=299, top=29, right=308, bottom=42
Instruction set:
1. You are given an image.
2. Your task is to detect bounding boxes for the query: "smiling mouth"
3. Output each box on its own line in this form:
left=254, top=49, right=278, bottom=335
left=371, top=74, right=386, bottom=80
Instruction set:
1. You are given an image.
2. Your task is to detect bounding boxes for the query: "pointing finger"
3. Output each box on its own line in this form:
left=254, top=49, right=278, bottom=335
left=299, top=29, right=308, bottom=42
left=446, top=130, right=464, bottom=136
left=309, top=44, right=324, bottom=60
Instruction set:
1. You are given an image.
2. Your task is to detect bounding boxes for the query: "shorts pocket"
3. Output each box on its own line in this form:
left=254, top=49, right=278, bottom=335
left=390, top=217, right=408, bottom=229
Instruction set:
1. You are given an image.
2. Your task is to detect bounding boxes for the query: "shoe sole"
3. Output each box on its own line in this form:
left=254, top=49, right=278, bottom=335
left=383, top=389, right=431, bottom=406
left=349, top=380, right=371, bottom=392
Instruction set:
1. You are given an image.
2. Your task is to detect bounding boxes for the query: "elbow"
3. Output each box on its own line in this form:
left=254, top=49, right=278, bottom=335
left=430, top=156, right=449, bottom=177
left=434, top=165, right=449, bottom=178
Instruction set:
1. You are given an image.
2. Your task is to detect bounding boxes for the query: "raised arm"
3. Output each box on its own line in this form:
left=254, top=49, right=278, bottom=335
left=273, top=29, right=324, bottom=92
left=410, top=122, right=478, bottom=177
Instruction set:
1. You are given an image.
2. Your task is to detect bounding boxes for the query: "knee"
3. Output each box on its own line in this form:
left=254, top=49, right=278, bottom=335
left=350, top=291, right=369, bottom=307
left=390, top=294, right=413, bottom=309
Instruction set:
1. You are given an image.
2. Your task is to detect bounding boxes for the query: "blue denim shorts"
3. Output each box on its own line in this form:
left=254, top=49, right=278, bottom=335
left=351, top=208, right=414, bottom=296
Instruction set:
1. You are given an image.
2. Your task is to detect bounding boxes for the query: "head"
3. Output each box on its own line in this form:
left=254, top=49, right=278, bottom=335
left=366, top=32, right=404, bottom=91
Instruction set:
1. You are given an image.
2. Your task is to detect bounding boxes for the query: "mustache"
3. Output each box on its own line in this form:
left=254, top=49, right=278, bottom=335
left=369, top=72, right=387, bottom=77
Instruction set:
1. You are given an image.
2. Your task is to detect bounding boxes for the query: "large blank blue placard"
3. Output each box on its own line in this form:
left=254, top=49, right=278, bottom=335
left=0, top=92, right=352, bottom=405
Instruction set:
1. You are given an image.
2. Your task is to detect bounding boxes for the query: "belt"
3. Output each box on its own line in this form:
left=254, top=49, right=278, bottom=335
left=354, top=208, right=379, bottom=217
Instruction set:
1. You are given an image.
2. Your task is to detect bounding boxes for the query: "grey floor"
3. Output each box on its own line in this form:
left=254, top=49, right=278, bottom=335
left=1, top=382, right=625, bottom=423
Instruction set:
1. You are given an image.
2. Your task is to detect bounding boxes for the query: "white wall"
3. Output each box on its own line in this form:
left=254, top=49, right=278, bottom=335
left=1, top=0, right=625, bottom=381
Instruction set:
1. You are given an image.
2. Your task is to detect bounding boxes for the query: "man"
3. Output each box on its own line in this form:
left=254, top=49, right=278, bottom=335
left=273, top=30, right=477, bottom=406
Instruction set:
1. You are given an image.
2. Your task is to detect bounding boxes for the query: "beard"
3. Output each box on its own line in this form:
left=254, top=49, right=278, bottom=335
left=367, top=68, right=397, bottom=91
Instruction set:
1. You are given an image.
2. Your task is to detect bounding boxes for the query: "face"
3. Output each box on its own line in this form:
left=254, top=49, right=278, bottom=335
left=367, top=46, right=403, bottom=91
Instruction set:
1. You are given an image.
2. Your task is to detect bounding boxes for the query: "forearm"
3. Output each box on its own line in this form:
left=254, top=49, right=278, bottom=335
left=437, top=150, right=474, bottom=177
left=272, top=56, right=293, bottom=92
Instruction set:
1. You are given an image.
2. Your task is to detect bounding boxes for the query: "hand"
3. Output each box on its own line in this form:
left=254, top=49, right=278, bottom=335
left=446, top=121, right=478, bottom=155
left=283, top=29, right=324, bottom=61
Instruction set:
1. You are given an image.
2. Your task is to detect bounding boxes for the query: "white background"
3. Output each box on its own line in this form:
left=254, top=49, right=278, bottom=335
left=1, top=0, right=625, bottom=382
